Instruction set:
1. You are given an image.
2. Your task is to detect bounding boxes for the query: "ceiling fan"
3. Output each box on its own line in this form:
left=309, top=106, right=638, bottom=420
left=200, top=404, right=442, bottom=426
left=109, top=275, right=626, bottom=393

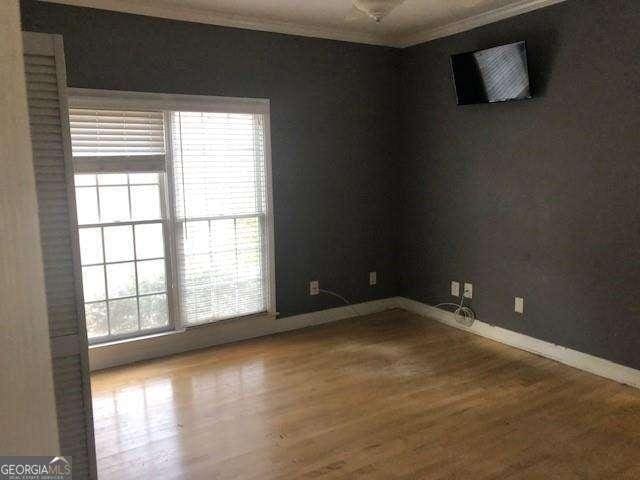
left=346, top=0, right=405, bottom=23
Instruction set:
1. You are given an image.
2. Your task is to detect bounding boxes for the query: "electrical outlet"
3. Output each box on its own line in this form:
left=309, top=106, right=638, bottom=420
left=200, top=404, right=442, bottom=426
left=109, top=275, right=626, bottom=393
left=310, top=280, right=319, bottom=296
left=464, top=283, right=473, bottom=299
left=451, top=281, right=460, bottom=297
left=515, top=297, right=524, bottom=314
left=369, top=271, right=377, bottom=286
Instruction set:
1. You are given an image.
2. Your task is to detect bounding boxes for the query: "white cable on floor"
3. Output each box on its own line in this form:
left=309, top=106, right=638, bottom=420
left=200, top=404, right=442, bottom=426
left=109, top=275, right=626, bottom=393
left=319, top=289, right=362, bottom=317
left=435, top=294, right=476, bottom=327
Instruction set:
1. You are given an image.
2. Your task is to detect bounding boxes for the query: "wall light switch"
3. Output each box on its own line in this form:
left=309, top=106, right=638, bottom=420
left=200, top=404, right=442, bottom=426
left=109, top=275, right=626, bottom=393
left=515, top=297, right=524, bottom=314
left=310, top=280, right=319, bottom=296
left=369, top=271, right=377, bottom=286
left=451, top=281, right=460, bottom=297
left=464, top=283, right=473, bottom=299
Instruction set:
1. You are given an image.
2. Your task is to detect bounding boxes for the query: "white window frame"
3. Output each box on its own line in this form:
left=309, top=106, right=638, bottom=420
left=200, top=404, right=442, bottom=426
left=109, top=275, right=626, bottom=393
left=68, top=88, right=277, bottom=339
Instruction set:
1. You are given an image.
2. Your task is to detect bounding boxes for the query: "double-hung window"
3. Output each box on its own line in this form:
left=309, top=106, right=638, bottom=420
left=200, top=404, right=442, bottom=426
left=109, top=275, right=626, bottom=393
left=68, top=92, right=275, bottom=344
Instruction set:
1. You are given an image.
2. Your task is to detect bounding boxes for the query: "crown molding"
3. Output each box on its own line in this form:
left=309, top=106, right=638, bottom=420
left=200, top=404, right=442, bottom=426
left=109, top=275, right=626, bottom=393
left=38, top=0, right=391, bottom=47
left=394, top=0, right=567, bottom=48
left=38, top=0, right=567, bottom=49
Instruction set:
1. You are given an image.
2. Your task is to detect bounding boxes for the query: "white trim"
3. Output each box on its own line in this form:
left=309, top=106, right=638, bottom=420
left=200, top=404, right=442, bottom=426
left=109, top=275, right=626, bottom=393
left=162, top=111, right=184, bottom=335
left=89, top=298, right=398, bottom=370
left=393, top=0, right=567, bottom=48
left=396, top=297, right=640, bottom=390
left=39, top=0, right=566, bottom=48
left=263, top=113, right=277, bottom=316
left=39, top=0, right=388, bottom=47
left=73, top=155, right=166, bottom=173
left=67, top=88, right=270, bottom=114
left=67, top=88, right=269, bottom=114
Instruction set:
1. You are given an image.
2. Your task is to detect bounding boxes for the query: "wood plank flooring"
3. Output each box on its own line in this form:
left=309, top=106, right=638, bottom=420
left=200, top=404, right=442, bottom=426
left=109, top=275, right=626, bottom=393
left=90, top=309, right=640, bottom=479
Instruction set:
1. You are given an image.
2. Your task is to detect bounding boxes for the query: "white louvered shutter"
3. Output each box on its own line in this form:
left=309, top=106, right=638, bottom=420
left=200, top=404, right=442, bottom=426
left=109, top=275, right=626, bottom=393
left=170, top=111, right=269, bottom=325
left=23, top=32, right=97, bottom=479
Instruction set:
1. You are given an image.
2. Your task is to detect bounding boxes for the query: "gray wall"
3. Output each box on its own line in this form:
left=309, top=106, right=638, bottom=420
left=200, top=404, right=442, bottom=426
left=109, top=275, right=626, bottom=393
left=399, top=0, right=640, bottom=369
left=21, top=0, right=401, bottom=318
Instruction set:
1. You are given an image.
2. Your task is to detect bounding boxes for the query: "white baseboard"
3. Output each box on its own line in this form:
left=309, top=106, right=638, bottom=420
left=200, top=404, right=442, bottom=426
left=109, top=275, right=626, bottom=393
left=89, top=297, right=398, bottom=371
left=396, top=297, right=640, bottom=390
left=90, top=295, right=640, bottom=390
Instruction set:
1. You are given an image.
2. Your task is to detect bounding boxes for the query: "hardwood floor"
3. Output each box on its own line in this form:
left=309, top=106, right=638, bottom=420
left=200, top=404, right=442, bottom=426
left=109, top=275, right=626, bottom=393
left=91, top=309, right=640, bottom=479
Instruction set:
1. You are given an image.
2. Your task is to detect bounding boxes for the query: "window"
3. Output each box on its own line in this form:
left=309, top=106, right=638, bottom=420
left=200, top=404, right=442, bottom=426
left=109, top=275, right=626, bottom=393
left=68, top=93, right=274, bottom=344
left=171, top=112, right=268, bottom=325
left=75, top=173, right=170, bottom=340
left=70, top=107, right=172, bottom=343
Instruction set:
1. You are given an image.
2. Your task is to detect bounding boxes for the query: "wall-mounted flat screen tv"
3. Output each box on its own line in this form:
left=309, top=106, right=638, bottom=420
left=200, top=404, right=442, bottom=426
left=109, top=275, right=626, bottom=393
left=451, top=41, right=531, bottom=105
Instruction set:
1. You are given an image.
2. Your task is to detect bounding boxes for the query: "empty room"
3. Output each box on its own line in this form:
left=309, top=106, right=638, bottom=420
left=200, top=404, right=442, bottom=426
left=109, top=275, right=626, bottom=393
left=2, top=0, right=640, bottom=478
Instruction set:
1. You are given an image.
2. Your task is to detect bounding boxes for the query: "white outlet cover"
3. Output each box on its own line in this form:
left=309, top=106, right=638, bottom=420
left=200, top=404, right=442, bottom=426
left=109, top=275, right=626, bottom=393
left=369, top=271, right=377, bottom=286
left=310, top=280, right=319, bottom=296
left=515, top=297, right=524, bottom=314
left=464, top=283, right=473, bottom=299
left=451, top=281, right=460, bottom=297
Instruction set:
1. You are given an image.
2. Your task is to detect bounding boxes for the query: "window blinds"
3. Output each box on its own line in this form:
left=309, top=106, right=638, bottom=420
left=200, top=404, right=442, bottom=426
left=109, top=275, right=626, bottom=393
left=69, top=109, right=165, bottom=157
left=171, top=111, right=268, bottom=325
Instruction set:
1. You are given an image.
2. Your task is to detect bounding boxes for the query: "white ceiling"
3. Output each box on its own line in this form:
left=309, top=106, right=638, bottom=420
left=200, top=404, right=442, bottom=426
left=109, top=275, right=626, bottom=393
left=41, top=0, right=565, bottom=47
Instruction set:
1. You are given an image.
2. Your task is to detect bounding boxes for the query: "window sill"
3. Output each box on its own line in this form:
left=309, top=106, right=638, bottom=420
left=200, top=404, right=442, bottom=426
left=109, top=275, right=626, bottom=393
left=88, top=327, right=182, bottom=349
left=89, top=311, right=277, bottom=349
left=88, top=311, right=278, bottom=370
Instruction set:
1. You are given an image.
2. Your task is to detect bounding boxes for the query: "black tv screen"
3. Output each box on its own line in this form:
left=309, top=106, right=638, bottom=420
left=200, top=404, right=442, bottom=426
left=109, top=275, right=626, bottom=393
left=451, top=41, right=531, bottom=105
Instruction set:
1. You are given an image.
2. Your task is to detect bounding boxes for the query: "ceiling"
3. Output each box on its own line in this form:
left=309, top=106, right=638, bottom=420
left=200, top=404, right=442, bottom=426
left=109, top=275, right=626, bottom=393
left=41, top=0, right=565, bottom=47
